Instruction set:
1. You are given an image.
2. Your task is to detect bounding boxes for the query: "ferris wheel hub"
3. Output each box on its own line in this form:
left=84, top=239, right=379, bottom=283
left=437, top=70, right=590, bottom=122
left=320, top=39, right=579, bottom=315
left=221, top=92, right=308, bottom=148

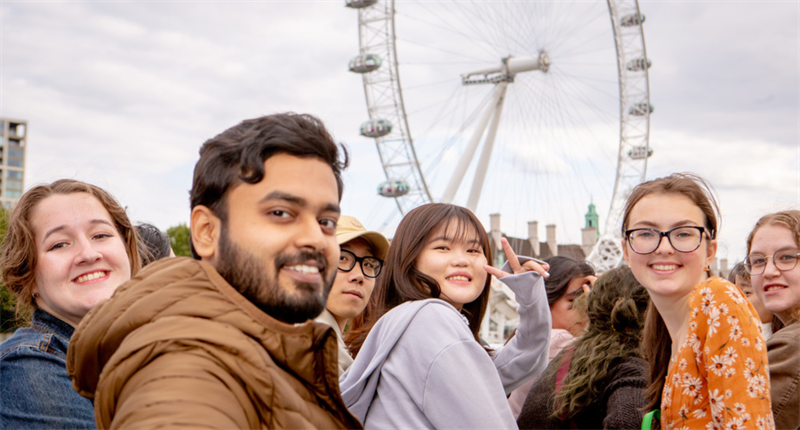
left=461, top=52, right=550, bottom=85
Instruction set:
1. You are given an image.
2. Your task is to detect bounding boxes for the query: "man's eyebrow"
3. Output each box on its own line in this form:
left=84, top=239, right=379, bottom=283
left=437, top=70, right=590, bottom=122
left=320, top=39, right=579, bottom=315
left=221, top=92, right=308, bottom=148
left=259, top=191, right=340, bottom=214
left=259, top=191, right=306, bottom=206
left=324, top=203, right=341, bottom=215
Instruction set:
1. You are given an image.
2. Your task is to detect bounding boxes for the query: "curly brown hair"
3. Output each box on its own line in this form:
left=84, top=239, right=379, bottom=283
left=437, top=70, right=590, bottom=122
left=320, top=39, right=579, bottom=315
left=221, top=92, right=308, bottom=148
left=0, top=179, right=141, bottom=322
left=549, top=266, right=649, bottom=422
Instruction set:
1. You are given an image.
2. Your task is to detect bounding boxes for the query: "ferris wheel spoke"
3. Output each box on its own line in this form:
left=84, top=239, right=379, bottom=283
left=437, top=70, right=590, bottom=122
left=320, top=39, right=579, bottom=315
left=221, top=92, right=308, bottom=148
left=547, top=7, right=609, bottom=53
left=453, top=1, right=500, bottom=53
left=550, top=70, right=620, bottom=102
left=551, top=28, right=615, bottom=59
left=538, top=76, right=617, bottom=155
left=420, top=88, right=495, bottom=178
left=398, top=5, right=499, bottom=61
left=410, top=1, right=502, bottom=60
left=396, top=36, right=489, bottom=63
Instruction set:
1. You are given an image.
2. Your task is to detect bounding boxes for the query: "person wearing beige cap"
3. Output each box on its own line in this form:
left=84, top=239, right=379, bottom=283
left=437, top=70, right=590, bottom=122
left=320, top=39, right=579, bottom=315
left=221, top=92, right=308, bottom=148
left=316, top=215, right=389, bottom=375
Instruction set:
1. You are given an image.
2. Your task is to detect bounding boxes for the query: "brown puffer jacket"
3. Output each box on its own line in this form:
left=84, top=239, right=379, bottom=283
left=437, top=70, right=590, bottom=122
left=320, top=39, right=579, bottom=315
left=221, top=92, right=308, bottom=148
left=67, top=257, right=362, bottom=430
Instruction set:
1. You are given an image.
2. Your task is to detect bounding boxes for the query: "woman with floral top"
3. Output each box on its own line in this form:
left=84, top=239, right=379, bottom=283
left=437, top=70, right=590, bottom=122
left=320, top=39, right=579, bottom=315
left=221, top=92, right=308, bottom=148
left=622, top=173, right=773, bottom=430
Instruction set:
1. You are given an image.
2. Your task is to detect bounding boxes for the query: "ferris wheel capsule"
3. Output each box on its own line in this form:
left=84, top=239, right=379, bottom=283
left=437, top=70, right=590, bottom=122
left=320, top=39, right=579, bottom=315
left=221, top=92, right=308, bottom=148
left=345, top=0, right=377, bottom=8
left=628, top=146, right=654, bottom=160
left=628, top=102, right=654, bottom=116
left=378, top=179, right=410, bottom=197
left=620, top=13, right=645, bottom=27
left=349, top=54, right=383, bottom=73
left=360, top=118, right=393, bottom=138
left=626, top=58, right=652, bottom=71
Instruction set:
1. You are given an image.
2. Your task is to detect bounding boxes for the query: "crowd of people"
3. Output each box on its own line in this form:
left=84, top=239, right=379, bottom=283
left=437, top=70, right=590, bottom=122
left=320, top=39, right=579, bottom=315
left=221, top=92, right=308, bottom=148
left=0, top=112, right=797, bottom=430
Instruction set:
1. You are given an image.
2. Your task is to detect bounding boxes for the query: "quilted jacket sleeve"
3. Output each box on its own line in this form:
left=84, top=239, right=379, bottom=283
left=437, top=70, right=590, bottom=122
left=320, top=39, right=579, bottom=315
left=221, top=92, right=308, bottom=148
left=94, top=317, right=267, bottom=429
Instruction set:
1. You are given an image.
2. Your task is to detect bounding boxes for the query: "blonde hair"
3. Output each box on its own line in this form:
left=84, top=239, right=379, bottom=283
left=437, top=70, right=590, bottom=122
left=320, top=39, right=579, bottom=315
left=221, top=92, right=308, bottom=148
left=0, top=179, right=141, bottom=321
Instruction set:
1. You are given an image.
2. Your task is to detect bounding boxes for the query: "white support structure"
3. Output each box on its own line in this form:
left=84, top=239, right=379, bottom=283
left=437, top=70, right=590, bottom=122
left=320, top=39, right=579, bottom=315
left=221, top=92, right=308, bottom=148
left=441, top=83, right=507, bottom=205
left=446, top=54, right=546, bottom=208
left=357, top=2, right=432, bottom=214
left=467, top=83, right=508, bottom=212
left=587, top=0, right=652, bottom=272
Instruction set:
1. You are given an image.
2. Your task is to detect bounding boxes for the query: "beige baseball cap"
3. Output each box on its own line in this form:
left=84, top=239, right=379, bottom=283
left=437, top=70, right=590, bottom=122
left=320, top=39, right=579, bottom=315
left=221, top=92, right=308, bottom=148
left=336, top=215, right=390, bottom=260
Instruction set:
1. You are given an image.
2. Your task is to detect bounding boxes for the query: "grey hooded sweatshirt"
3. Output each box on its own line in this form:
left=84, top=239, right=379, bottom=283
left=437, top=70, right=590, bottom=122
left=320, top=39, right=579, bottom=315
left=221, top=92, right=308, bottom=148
left=339, top=266, right=550, bottom=429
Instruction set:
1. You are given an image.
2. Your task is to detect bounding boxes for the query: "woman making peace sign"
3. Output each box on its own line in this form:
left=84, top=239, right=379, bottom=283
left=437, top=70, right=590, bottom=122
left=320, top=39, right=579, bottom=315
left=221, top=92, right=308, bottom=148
left=340, top=203, right=551, bottom=429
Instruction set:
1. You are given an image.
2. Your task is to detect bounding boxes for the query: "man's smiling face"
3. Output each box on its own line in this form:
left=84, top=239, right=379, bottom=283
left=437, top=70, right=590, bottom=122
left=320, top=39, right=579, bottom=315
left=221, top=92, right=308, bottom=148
left=212, top=153, right=341, bottom=324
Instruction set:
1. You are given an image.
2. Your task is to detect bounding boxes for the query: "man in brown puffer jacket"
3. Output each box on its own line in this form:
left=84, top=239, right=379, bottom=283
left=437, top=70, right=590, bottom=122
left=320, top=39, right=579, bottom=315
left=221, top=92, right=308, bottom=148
left=67, top=113, right=362, bottom=429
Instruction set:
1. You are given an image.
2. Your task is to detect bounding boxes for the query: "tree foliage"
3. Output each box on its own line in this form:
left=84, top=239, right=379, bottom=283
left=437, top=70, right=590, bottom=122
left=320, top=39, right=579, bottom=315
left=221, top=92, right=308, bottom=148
left=167, top=223, right=192, bottom=257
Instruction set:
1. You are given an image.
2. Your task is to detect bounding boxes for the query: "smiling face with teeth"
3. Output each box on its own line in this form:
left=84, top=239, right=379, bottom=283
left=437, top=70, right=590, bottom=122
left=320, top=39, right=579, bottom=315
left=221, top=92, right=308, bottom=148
left=622, top=193, right=717, bottom=302
left=415, top=222, right=489, bottom=311
left=748, top=224, right=800, bottom=324
left=193, top=153, right=341, bottom=324
left=31, top=193, right=132, bottom=328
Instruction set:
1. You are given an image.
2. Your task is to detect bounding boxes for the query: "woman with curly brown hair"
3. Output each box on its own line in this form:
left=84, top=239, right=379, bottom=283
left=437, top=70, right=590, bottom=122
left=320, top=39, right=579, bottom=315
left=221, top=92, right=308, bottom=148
left=0, top=179, right=140, bottom=429
left=517, top=266, right=650, bottom=429
left=508, top=255, right=596, bottom=418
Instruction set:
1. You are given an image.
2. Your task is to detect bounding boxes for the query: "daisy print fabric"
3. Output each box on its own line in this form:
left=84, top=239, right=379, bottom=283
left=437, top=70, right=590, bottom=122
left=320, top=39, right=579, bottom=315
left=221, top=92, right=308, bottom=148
left=661, top=277, right=774, bottom=430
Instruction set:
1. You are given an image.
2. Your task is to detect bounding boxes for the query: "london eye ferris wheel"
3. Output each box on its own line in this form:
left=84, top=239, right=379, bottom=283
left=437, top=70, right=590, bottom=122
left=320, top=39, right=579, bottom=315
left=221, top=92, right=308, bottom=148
left=346, top=0, right=653, bottom=271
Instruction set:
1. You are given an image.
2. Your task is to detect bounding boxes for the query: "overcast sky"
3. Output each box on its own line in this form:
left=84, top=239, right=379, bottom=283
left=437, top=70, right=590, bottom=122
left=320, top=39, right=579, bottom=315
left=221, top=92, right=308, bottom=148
left=1, top=0, right=798, bottom=264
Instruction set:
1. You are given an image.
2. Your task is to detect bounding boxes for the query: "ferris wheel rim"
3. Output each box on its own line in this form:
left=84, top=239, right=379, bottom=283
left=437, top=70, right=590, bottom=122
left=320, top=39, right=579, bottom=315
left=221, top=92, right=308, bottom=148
left=353, top=0, right=651, bottom=270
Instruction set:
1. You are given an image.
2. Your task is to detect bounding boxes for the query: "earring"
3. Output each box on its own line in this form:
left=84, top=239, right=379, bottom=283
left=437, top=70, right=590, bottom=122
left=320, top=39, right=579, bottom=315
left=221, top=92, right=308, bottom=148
left=704, top=266, right=711, bottom=273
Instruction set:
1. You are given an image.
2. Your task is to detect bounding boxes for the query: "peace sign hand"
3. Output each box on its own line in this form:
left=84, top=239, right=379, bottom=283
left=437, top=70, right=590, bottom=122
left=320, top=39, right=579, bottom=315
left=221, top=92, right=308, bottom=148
left=484, top=237, right=550, bottom=279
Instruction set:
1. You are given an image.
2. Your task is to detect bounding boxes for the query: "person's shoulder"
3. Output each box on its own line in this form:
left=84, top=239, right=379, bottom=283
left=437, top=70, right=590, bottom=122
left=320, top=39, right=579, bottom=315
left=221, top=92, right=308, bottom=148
left=387, top=299, right=472, bottom=340
left=610, top=356, right=648, bottom=378
left=408, top=299, right=467, bottom=324
left=0, top=329, right=67, bottom=368
left=694, top=276, right=747, bottom=305
left=769, top=320, right=800, bottom=343
left=0, top=328, right=50, bottom=359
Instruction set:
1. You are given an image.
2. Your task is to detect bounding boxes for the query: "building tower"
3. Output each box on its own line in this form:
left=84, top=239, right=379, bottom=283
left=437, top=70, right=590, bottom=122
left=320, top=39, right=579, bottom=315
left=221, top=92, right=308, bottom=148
left=0, top=118, right=27, bottom=208
left=581, top=201, right=600, bottom=257
left=585, top=201, right=599, bottom=239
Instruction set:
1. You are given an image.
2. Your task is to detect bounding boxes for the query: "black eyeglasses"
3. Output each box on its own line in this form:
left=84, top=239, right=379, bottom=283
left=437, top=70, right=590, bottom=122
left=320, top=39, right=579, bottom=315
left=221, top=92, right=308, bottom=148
left=625, top=226, right=707, bottom=255
left=338, top=249, right=383, bottom=278
left=744, top=250, right=800, bottom=275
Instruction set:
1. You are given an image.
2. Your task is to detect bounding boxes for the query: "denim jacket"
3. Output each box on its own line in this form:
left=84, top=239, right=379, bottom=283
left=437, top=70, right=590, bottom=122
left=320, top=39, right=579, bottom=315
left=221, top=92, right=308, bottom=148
left=0, top=309, right=96, bottom=429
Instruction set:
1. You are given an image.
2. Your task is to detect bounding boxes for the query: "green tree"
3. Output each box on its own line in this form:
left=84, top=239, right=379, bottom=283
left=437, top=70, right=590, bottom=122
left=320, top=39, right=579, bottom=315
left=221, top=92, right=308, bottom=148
left=167, top=223, right=192, bottom=257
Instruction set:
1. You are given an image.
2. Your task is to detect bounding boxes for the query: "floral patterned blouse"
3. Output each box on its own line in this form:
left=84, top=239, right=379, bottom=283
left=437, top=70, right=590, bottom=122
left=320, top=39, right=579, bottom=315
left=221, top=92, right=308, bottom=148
left=661, top=277, right=774, bottom=430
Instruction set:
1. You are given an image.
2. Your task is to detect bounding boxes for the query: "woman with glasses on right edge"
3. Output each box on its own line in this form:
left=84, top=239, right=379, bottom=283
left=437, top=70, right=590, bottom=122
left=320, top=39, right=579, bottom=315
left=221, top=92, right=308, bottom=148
left=745, top=210, right=800, bottom=430
left=622, top=173, right=773, bottom=430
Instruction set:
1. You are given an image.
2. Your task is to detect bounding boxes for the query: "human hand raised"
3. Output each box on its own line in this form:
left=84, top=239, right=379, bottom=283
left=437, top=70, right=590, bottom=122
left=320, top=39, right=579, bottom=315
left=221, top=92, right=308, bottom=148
left=581, top=275, right=598, bottom=294
left=484, top=237, right=550, bottom=279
